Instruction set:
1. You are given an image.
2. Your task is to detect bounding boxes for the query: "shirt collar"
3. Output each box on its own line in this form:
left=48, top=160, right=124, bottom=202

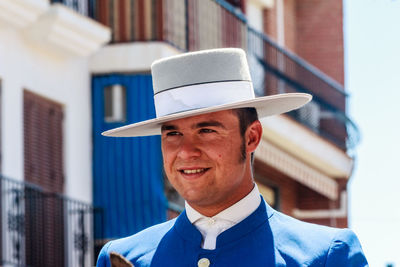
left=185, top=183, right=261, bottom=225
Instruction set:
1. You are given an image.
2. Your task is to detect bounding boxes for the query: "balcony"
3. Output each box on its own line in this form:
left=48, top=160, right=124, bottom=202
left=0, top=175, right=98, bottom=267
left=51, top=0, right=359, bottom=151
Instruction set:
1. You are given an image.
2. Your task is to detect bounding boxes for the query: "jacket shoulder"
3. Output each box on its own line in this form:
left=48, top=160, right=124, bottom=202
left=325, top=228, right=368, bottom=266
left=96, top=219, right=176, bottom=267
left=269, top=210, right=368, bottom=266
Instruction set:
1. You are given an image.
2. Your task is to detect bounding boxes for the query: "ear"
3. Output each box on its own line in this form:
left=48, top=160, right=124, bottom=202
left=245, top=120, right=262, bottom=153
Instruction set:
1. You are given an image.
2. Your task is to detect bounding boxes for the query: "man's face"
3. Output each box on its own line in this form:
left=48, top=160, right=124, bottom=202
left=161, top=110, right=254, bottom=214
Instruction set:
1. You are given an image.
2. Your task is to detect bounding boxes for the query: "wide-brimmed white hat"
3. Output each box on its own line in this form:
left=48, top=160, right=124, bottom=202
left=102, top=48, right=311, bottom=137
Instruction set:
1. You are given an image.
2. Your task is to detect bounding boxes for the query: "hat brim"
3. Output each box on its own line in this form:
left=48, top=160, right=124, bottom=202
left=102, top=93, right=312, bottom=137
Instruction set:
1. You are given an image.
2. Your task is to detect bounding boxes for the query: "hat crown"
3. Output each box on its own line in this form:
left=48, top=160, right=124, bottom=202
left=150, top=48, right=255, bottom=117
left=151, top=48, right=252, bottom=94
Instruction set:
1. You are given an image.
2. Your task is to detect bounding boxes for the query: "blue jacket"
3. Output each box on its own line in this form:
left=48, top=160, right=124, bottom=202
left=97, top=200, right=368, bottom=266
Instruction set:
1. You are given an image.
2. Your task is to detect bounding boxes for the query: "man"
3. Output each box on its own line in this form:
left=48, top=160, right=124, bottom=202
left=97, top=48, right=368, bottom=266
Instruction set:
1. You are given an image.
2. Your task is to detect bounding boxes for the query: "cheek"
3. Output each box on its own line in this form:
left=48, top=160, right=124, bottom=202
left=162, top=144, right=174, bottom=164
left=162, top=153, right=173, bottom=173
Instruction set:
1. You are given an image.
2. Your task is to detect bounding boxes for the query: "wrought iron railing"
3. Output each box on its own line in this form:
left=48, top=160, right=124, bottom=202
left=246, top=28, right=359, bottom=150
left=51, top=0, right=360, bottom=150
left=0, top=175, right=96, bottom=267
left=51, top=0, right=90, bottom=16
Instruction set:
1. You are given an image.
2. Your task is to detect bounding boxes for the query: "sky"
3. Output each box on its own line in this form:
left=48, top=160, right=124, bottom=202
left=344, top=0, right=400, bottom=266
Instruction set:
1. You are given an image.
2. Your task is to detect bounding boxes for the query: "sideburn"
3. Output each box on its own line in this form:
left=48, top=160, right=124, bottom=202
left=239, top=138, right=246, bottom=163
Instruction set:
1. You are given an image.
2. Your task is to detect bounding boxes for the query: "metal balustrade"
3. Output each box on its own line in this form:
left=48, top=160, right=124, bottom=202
left=52, top=0, right=90, bottom=15
left=0, top=175, right=97, bottom=267
left=50, top=0, right=360, bottom=150
left=246, top=28, right=359, bottom=150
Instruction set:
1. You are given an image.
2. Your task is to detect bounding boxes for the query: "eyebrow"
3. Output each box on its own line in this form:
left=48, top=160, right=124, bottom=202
left=161, top=124, right=177, bottom=132
left=193, top=120, right=226, bottom=129
left=161, top=120, right=226, bottom=132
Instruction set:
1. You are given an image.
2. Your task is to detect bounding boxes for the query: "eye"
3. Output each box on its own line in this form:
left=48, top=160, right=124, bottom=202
left=199, top=128, right=216, bottom=134
left=166, top=131, right=182, bottom=136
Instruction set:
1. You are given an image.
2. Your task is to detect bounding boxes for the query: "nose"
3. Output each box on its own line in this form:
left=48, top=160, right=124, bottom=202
left=177, top=137, right=201, bottom=160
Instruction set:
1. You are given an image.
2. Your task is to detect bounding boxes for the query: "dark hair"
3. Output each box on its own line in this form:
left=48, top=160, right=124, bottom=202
left=233, top=108, right=259, bottom=137
left=232, top=108, right=259, bottom=162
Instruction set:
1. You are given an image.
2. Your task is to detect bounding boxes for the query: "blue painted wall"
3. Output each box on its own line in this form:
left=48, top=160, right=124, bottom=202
left=92, top=74, right=166, bottom=240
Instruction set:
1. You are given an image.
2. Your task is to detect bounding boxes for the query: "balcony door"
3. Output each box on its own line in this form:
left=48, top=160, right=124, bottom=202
left=23, top=90, right=65, bottom=267
left=92, top=74, right=166, bottom=243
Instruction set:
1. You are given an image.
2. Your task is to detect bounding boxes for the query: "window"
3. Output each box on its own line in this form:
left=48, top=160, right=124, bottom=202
left=104, top=84, right=127, bottom=122
left=23, top=90, right=65, bottom=266
left=256, top=181, right=280, bottom=210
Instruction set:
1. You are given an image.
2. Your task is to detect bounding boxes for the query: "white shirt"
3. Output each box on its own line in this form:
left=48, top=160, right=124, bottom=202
left=185, top=184, right=261, bottom=250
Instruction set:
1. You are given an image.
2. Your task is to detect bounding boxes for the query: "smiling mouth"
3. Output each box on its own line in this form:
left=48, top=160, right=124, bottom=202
left=179, top=168, right=210, bottom=174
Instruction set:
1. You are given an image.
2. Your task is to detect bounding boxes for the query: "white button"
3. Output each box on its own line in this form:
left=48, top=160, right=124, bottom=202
left=208, top=218, right=215, bottom=225
left=198, top=257, right=210, bottom=267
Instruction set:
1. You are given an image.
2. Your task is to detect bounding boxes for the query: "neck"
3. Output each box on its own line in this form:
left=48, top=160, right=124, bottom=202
left=189, top=178, right=255, bottom=217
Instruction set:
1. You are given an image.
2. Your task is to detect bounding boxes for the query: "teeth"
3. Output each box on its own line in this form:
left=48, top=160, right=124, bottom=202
left=182, top=169, right=205, bottom=174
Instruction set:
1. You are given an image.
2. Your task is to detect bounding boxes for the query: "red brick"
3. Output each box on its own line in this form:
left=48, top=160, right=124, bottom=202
left=295, top=0, right=344, bottom=84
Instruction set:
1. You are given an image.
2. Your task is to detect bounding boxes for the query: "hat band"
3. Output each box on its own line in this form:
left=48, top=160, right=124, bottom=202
left=154, top=81, right=255, bottom=117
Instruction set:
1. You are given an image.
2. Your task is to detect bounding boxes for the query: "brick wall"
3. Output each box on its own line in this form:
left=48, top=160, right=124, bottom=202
left=261, top=0, right=297, bottom=52
left=303, top=217, right=348, bottom=228
left=255, top=159, right=348, bottom=228
left=284, top=0, right=296, bottom=52
left=263, top=4, right=277, bottom=40
left=261, top=0, right=344, bottom=85
left=295, top=0, right=344, bottom=85
left=255, top=159, right=298, bottom=215
left=296, top=178, right=348, bottom=228
left=297, top=183, right=338, bottom=210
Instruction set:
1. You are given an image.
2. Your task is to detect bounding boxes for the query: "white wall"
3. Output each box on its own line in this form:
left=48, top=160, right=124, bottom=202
left=90, top=42, right=180, bottom=74
left=246, top=0, right=274, bottom=32
left=0, top=26, right=92, bottom=203
left=246, top=1, right=264, bottom=32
